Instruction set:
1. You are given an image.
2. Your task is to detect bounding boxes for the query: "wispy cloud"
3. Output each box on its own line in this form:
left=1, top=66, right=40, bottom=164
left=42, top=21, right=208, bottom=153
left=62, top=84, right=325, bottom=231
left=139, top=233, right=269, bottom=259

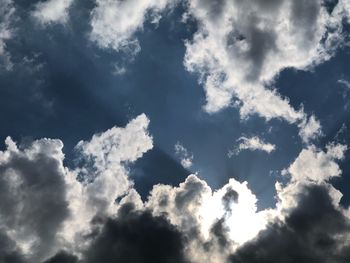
left=174, top=142, right=193, bottom=169
left=228, top=136, right=276, bottom=157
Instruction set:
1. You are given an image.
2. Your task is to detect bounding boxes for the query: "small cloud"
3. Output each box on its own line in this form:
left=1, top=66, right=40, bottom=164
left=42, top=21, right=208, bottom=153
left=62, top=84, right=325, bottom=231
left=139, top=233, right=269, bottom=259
left=174, top=142, right=193, bottom=169
left=338, top=79, right=350, bottom=98
left=32, top=0, right=74, bottom=25
left=282, top=143, right=347, bottom=183
left=298, top=115, right=323, bottom=144
left=337, top=79, right=350, bottom=109
left=228, top=136, right=275, bottom=157
left=113, top=64, right=127, bottom=75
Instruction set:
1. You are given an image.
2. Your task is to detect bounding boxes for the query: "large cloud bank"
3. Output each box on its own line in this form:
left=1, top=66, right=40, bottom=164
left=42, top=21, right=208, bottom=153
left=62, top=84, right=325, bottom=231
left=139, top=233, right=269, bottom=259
left=0, top=114, right=349, bottom=263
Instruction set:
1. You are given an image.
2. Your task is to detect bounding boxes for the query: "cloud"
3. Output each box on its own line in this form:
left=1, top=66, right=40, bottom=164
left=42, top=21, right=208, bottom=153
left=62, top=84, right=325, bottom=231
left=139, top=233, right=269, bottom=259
left=298, top=115, right=323, bottom=144
left=146, top=174, right=267, bottom=261
left=0, top=114, right=153, bottom=262
left=184, top=0, right=350, bottom=142
left=230, top=183, right=350, bottom=263
left=32, top=0, right=74, bottom=24
left=227, top=139, right=350, bottom=263
left=174, top=142, right=194, bottom=168
left=42, top=251, right=78, bottom=263
left=0, top=114, right=349, bottom=263
left=282, top=143, right=347, bottom=183
left=0, top=137, right=70, bottom=261
left=0, top=0, right=15, bottom=70
left=0, top=232, right=26, bottom=263
left=59, top=114, right=153, bottom=254
left=228, top=136, right=276, bottom=156
left=338, top=79, right=350, bottom=99
left=83, top=203, right=189, bottom=263
left=90, top=0, right=176, bottom=53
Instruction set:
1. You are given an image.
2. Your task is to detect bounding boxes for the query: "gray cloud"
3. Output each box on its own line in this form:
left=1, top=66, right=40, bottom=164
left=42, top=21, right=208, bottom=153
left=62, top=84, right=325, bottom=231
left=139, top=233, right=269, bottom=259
left=0, top=138, right=70, bottom=262
left=83, top=203, right=189, bottom=263
left=0, top=232, right=26, bottom=263
left=42, top=251, right=78, bottom=263
left=0, top=119, right=349, bottom=263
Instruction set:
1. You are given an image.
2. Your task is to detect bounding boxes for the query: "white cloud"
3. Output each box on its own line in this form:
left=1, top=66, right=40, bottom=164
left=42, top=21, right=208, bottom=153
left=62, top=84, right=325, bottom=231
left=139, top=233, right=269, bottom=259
left=0, top=103, right=348, bottom=262
left=0, top=120, right=349, bottom=262
left=228, top=136, right=275, bottom=156
left=0, top=114, right=153, bottom=261
left=174, top=142, right=193, bottom=168
left=90, top=0, right=175, bottom=53
left=0, top=0, right=15, bottom=70
left=62, top=114, right=153, bottom=252
left=33, top=0, right=74, bottom=24
left=282, top=143, right=347, bottom=183
left=184, top=0, right=350, bottom=142
left=298, top=115, right=323, bottom=144
left=146, top=174, right=267, bottom=261
left=0, top=136, right=69, bottom=261
left=338, top=79, right=350, bottom=99
left=338, top=79, right=350, bottom=89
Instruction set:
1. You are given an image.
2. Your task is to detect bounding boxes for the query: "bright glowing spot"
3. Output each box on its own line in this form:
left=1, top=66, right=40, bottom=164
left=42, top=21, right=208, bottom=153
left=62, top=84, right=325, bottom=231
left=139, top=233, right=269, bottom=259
left=198, top=179, right=267, bottom=246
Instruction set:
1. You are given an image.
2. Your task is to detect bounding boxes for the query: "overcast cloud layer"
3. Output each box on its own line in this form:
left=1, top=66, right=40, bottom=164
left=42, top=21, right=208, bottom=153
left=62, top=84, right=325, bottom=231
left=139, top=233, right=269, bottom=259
left=1, top=0, right=350, bottom=262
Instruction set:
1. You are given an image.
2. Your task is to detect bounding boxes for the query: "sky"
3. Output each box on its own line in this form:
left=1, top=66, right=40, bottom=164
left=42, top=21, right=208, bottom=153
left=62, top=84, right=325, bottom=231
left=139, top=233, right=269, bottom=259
left=1, top=0, right=350, bottom=262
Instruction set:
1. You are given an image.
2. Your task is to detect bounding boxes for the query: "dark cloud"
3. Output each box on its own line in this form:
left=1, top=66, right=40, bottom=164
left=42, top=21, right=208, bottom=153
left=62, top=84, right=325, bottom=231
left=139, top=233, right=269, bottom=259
left=290, top=0, right=321, bottom=46
left=222, top=187, right=238, bottom=212
left=209, top=218, right=231, bottom=248
left=229, top=183, right=350, bottom=263
left=0, top=232, right=26, bottom=263
left=42, top=251, right=78, bottom=263
left=244, top=26, right=277, bottom=81
left=175, top=176, right=207, bottom=210
left=83, top=203, right=189, bottom=263
left=195, top=0, right=227, bottom=20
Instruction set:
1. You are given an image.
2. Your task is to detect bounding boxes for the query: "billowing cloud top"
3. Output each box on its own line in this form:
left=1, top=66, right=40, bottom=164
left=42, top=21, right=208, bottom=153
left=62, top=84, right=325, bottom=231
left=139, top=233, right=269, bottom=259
left=0, top=114, right=349, bottom=263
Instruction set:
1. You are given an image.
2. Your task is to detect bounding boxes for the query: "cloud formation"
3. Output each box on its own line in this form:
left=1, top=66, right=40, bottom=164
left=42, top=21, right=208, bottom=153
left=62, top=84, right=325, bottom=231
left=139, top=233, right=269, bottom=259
left=90, top=0, right=176, bottom=53
left=0, top=0, right=15, bottom=70
left=33, top=0, right=74, bottom=24
left=184, top=0, right=346, bottom=117
left=0, top=2, right=350, bottom=262
left=0, top=114, right=153, bottom=262
left=228, top=136, right=276, bottom=156
left=183, top=0, right=350, bottom=143
left=0, top=113, right=349, bottom=263
left=175, top=142, right=194, bottom=168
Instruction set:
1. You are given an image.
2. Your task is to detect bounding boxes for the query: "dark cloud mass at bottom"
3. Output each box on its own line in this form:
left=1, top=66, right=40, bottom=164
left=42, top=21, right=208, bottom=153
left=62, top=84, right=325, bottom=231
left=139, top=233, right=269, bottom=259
left=83, top=204, right=189, bottom=263
left=230, top=184, right=350, bottom=263
left=36, top=184, right=350, bottom=263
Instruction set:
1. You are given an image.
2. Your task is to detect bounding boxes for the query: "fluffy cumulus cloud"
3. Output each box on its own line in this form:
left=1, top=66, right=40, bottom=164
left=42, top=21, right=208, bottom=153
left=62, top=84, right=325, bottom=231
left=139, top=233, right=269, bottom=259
left=184, top=0, right=350, bottom=141
left=227, top=141, right=350, bottom=263
left=0, top=137, right=70, bottom=261
left=90, top=0, right=176, bottom=53
left=0, top=112, right=350, bottom=262
left=228, top=136, right=276, bottom=156
left=146, top=174, right=267, bottom=262
left=32, top=0, right=74, bottom=24
left=282, top=143, right=347, bottom=183
left=0, top=114, right=153, bottom=262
